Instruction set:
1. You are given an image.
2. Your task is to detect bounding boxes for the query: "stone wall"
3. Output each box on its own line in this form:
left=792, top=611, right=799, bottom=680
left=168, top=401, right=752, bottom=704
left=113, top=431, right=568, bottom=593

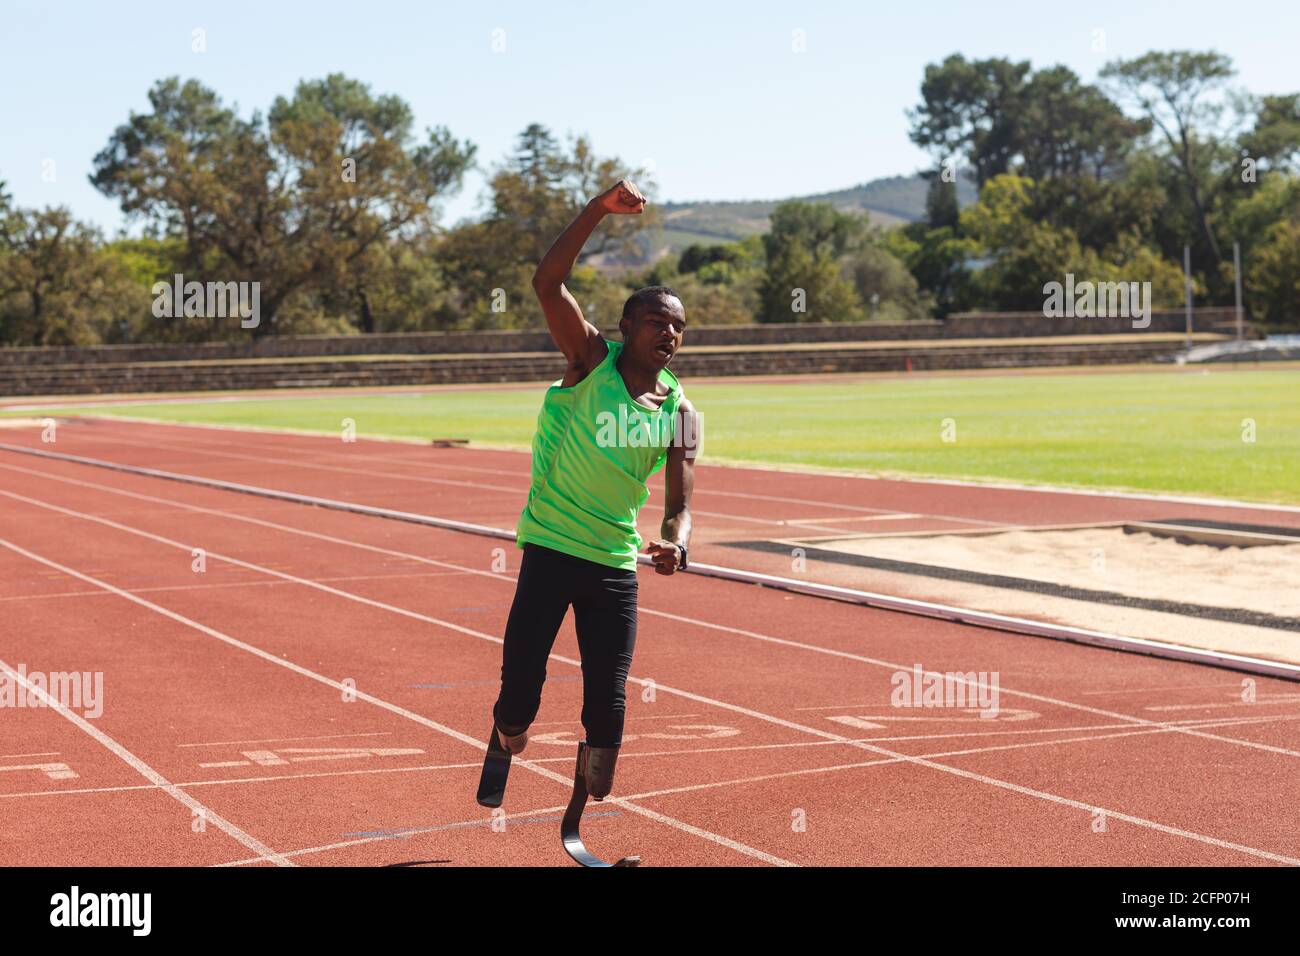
left=0, top=335, right=1221, bottom=397
left=0, top=308, right=1245, bottom=368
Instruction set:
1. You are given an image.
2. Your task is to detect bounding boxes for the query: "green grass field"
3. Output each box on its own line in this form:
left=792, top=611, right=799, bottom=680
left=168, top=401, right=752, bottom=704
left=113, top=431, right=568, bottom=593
left=9, top=368, right=1300, bottom=505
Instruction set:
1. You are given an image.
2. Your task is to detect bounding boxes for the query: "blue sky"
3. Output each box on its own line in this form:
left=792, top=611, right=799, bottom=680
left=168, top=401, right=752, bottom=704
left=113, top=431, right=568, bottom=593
left=3, top=0, right=1297, bottom=235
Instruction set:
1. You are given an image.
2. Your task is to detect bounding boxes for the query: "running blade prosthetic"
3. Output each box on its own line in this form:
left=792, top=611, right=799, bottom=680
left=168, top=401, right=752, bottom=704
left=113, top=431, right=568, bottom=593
left=560, top=742, right=640, bottom=867
left=475, top=726, right=513, bottom=808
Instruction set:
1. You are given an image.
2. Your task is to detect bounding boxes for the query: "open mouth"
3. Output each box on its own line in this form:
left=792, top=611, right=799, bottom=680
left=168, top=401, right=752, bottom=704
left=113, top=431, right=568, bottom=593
left=654, top=342, right=675, bottom=359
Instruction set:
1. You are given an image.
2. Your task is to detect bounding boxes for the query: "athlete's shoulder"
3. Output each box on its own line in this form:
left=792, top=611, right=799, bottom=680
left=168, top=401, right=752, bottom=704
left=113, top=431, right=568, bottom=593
left=657, top=361, right=683, bottom=396
left=560, top=337, right=613, bottom=389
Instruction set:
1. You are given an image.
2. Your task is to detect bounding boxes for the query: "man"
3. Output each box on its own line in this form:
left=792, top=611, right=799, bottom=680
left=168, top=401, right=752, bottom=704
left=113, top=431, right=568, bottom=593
left=481, top=179, right=699, bottom=813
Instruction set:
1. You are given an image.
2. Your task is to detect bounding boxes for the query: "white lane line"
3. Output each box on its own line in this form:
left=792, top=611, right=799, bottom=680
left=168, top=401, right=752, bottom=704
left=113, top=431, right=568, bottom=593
left=79, top=412, right=1300, bottom=515
left=67, top=430, right=527, bottom=495
left=0, top=570, right=471, bottom=604
left=215, top=804, right=587, bottom=868
left=0, top=752, right=62, bottom=759
left=178, top=731, right=394, bottom=748
left=69, top=419, right=957, bottom=517
left=0, top=523, right=792, bottom=868
left=9, top=446, right=1299, bottom=687
left=214, top=713, right=1300, bottom=867
left=1080, top=682, right=1248, bottom=695
left=8, top=710, right=1295, bottom=806
left=1, top=760, right=487, bottom=800
left=4, top=458, right=1297, bottom=760
left=1146, top=696, right=1300, bottom=712
left=642, top=607, right=1300, bottom=759
left=134, top=426, right=1013, bottom=530
left=0, top=649, right=293, bottom=866
left=529, top=714, right=700, bottom=726
left=28, top=432, right=889, bottom=535
left=778, top=513, right=923, bottom=524
left=2, top=489, right=1295, bottom=865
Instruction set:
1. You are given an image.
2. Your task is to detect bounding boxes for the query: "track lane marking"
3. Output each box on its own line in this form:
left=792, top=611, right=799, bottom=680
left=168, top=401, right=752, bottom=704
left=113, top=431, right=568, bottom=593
left=4, top=459, right=1298, bottom=758
left=2, top=486, right=1296, bottom=864
left=0, top=649, right=293, bottom=866
left=213, top=713, right=1300, bottom=867
left=0, top=523, right=793, bottom=868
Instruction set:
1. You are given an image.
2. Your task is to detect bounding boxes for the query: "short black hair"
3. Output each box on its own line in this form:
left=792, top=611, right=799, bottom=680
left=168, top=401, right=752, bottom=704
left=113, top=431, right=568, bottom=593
left=621, top=286, right=682, bottom=323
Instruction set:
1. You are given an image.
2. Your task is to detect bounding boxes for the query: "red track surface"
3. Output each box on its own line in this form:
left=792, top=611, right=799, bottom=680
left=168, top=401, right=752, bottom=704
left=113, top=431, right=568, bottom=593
left=1, top=417, right=1298, bottom=867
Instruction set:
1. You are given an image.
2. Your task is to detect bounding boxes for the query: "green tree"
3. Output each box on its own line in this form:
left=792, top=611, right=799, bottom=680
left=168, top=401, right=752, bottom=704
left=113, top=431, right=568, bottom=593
left=910, top=56, right=1143, bottom=188
left=1240, top=94, right=1300, bottom=173
left=91, top=75, right=474, bottom=337
left=844, top=243, right=929, bottom=321
left=1247, top=218, right=1300, bottom=331
left=908, top=54, right=1031, bottom=186
left=678, top=242, right=742, bottom=275
left=440, top=124, right=656, bottom=328
left=924, top=173, right=960, bottom=229
left=0, top=206, right=148, bottom=346
left=888, top=223, right=977, bottom=318
left=1101, top=51, right=1237, bottom=269
left=758, top=202, right=865, bottom=323
left=960, top=174, right=1184, bottom=311
left=1018, top=66, right=1146, bottom=180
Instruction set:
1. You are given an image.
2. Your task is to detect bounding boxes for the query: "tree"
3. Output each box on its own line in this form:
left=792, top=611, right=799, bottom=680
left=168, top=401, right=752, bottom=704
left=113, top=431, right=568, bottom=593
left=1101, top=51, right=1237, bottom=269
left=1018, top=66, right=1146, bottom=181
left=757, top=202, right=865, bottom=323
left=0, top=206, right=147, bottom=346
left=91, top=75, right=475, bottom=337
left=959, top=174, right=1184, bottom=311
left=1240, top=93, right=1300, bottom=173
left=908, top=55, right=1031, bottom=186
left=439, top=125, right=656, bottom=327
left=887, top=224, right=976, bottom=318
left=1247, top=218, right=1300, bottom=331
left=844, top=243, right=929, bottom=321
left=910, top=56, right=1144, bottom=189
left=678, top=242, right=741, bottom=275
left=924, top=173, right=960, bottom=229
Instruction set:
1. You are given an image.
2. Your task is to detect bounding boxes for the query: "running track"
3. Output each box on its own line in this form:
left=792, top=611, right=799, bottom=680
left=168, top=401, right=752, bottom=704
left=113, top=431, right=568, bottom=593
left=1, top=417, right=1298, bottom=867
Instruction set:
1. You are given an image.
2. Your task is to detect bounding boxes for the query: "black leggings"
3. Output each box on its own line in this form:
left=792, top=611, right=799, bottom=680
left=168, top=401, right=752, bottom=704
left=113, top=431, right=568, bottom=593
left=492, top=544, right=639, bottom=748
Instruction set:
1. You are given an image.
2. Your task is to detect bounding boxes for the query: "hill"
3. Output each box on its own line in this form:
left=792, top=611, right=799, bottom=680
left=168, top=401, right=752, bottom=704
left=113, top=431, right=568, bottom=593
left=597, top=172, right=977, bottom=270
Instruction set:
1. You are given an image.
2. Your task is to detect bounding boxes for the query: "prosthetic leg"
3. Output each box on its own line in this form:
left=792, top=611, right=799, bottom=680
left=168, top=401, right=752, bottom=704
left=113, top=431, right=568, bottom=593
left=475, top=722, right=528, bottom=808
left=560, top=742, right=640, bottom=867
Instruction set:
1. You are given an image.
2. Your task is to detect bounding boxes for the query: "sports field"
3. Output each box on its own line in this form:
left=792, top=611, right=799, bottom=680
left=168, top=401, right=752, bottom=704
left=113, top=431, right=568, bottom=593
left=10, top=367, right=1300, bottom=504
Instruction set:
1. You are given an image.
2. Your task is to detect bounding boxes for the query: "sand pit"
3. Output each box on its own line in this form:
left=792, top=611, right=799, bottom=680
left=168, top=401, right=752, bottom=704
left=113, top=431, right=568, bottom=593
left=808, top=526, right=1300, bottom=618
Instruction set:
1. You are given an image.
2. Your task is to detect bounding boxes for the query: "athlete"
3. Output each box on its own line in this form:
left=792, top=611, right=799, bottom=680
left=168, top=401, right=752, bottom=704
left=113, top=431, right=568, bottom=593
left=478, top=180, right=699, bottom=840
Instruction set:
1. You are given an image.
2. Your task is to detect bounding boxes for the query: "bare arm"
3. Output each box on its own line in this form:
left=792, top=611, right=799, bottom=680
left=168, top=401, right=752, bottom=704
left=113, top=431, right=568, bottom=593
left=532, top=180, right=646, bottom=377
left=646, top=398, right=700, bottom=576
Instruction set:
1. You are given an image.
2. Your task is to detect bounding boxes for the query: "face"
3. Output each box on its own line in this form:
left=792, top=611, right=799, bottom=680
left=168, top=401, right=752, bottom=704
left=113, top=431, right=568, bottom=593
left=622, top=295, right=686, bottom=369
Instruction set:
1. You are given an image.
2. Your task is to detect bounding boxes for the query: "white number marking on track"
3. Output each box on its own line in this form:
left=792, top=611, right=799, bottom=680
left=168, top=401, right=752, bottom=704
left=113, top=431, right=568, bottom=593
left=0, top=761, right=78, bottom=780
left=199, top=746, right=424, bottom=768
left=827, top=709, right=1038, bottom=730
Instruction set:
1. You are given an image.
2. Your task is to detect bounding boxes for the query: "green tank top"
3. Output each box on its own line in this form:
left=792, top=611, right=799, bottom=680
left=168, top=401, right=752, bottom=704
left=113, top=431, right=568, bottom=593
left=515, top=338, right=684, bottom=570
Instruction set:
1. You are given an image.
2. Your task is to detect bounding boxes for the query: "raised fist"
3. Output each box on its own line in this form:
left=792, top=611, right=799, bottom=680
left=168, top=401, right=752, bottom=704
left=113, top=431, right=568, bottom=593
left=595, top=179, right=646, bottom=215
